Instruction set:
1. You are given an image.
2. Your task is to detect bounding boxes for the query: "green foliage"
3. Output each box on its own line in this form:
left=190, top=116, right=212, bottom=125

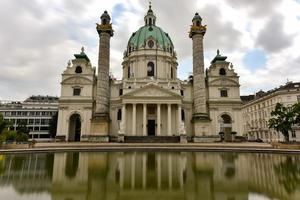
left=0, top=113, right=9, bottom=134
left=16, top=133, right=29, bottom=143
left=293, top=103, right=300, bottom=125
left=16, top=120, right=29, bottom=135
left=5, top=131, right=17, bottom=142
left=268, top=102, right=300, bottom=142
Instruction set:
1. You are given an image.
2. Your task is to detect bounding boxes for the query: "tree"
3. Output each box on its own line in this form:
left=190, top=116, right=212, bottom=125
left=0, top=113, right=9, bottom=134
left=16, top=119, right=29, bottom=135
left=293, top=102, right=300, bottom=125
left=268, top=103, right=295, bottom=142
left=49, top=112, right=58, bottom=138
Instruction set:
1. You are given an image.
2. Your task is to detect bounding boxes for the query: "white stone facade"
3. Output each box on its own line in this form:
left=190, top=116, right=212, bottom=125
left=242, top=82, right=300, bottom=142
left=56, top=7, right=244, bottom=142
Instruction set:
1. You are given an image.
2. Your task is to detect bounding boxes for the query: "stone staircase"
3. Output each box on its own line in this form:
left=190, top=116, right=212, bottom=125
left=124, top=136, right=180, bottom=143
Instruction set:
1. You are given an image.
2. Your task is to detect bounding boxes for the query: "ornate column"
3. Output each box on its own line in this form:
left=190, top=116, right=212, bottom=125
left=143, top=104, right=147, bottom=136
left=167, top=104, right=171, bottom=136
left=157, top=104, right=161, bottom=136
left=132, top=104, right=136, bottom=135
left=91, top=11, right=114, bottom=141
left=189, top=13, right=211, bottom=139
left=177, top=104, right=181, bottom=134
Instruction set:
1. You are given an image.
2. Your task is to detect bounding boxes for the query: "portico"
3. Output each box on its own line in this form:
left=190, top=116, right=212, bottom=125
left=120, top=84, right=183, bottom=136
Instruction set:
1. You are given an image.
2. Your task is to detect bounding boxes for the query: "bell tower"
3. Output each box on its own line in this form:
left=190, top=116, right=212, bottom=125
left=189, top=13, right=211, bottom=139
left=91, top=10, right=114, bottom=141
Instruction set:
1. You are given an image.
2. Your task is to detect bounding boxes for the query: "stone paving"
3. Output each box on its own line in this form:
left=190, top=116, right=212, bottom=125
left=1, top=142, right=300, bottom=154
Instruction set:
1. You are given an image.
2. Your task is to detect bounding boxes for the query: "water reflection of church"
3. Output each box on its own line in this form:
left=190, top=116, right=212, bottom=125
left=0, top=152, right=299, bottom=200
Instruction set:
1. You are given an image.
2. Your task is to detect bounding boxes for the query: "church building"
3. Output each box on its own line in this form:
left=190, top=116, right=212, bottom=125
left=56, top=5, right=243, bottom=142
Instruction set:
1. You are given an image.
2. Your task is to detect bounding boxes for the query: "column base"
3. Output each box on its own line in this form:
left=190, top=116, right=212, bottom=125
left=91, top=113, right=110, bottom=139
left=180, top=134, right=187, bottom=143
left=55, top=135, right=66, bottom=142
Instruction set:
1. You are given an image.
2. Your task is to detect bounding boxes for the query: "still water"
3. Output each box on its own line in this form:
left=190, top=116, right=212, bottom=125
left=0, top=151, right=299, bottom=200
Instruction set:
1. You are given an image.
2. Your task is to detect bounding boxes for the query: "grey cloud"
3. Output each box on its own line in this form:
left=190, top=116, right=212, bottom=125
left=224, top=0, right=282, bottom=18
left=198, top=5, right=242, bottom=52
left=256, top=14, right=294, bottom=53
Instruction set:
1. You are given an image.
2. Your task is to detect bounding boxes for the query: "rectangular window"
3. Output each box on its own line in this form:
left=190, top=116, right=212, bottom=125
left=119, top=89, right=123, bottom=96
left=220, top=90, right=228, bottom=97
left=73, top=88, right=81, bottom=96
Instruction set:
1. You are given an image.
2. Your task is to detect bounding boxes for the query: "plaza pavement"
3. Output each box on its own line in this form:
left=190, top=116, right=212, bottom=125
left=0, top=142, right=300, bottom=154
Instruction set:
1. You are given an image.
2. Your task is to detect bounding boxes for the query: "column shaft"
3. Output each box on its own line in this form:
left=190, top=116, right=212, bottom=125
left=122, top=104, right=126, bottom=134
left=167, top=104, right=171, bottom=136
left=143, top=104, right=147, bottom=136
left=132, top=104, right=136, bottom=135
left=178, top=104, right=181, bottom=135
left=157, top=104, right=161, bottom=136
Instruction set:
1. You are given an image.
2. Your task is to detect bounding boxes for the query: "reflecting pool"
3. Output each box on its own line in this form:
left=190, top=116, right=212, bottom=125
left=0, top=152, right=299, bottom=200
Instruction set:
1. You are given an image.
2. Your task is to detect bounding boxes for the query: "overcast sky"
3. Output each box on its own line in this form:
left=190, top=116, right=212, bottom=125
left=0, top=0, right=300, bottom=101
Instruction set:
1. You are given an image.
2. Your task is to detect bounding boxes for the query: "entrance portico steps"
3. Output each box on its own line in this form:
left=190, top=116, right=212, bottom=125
left=124, top=136, right=180, bottom=143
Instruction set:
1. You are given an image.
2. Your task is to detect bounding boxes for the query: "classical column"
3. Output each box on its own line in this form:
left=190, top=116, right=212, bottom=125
left=167, top=104, right=171, bottom=136
left=177, top=104, right=182, bottom=134
left=157, top=104, right=161, bottom=136
left=122, top=104, right=126, bottom=134
left=132, top=104, right=136, bottom=135
left=143, top=104, right=147, bottom=136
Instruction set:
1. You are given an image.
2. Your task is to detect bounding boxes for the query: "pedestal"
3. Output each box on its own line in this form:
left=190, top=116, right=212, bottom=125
left=83, top=113, right=110, bottom=142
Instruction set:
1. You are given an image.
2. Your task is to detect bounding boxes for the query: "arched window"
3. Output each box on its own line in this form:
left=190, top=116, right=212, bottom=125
left=196, top=21, right=200, bottom=26
left=75, top=66, right=82, bottom=74
left=219, top=68, right=226, bottom=75
left=149, top=18, right=152, bottom=26
left=102, top=19, right=107, bottom=25
left=147, top=62, right=154, bottom=77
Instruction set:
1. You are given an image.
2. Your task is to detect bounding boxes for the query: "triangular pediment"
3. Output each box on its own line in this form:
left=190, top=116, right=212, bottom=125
left=123, top=83, right=182, bottom=99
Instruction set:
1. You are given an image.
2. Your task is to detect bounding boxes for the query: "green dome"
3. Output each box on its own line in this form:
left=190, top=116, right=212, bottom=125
left=127, top=25, right=174, bottom=51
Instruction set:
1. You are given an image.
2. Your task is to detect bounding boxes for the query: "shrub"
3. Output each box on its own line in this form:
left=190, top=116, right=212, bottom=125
left=5, top=131, right=17, bottom=142
left=16, top=133, right=29, bottom=143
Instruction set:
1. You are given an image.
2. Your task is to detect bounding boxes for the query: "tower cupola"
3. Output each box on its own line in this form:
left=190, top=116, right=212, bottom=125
left=144, top=2, right=156, bottom=26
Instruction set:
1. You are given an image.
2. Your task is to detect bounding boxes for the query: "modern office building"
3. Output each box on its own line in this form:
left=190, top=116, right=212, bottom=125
left=0, top=95, right=58, bottom=140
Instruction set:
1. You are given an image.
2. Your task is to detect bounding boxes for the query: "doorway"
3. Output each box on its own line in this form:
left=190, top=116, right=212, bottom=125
left=69, top=114, right=81, bottom=142
left=220, top=114, right=232, bottom=141
left=147, top=120, right=156, bottom=136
